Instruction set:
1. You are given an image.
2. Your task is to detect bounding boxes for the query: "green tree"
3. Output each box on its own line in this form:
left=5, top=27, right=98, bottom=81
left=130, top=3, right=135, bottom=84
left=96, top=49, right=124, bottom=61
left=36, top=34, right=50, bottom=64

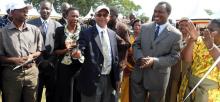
left=26, top=0, right=141, bottom=17
left=137, top=13, right=149, bottom=23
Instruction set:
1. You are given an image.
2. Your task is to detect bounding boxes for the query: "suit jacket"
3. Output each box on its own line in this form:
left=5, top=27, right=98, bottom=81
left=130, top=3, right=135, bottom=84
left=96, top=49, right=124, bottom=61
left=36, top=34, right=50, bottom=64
left=58, top=17, right=67, bottom=26
left=78, top=26, right=120, bottom=96
left=133, top=22, right=181, bottom=90
left=28, top=18, right=61, bottom=54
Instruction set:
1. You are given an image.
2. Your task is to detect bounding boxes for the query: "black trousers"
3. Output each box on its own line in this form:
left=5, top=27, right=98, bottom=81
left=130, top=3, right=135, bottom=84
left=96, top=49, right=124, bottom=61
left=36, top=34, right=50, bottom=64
left=54, top=62, right=81, bottom=102
left=37, top=61, right=55, bottom=102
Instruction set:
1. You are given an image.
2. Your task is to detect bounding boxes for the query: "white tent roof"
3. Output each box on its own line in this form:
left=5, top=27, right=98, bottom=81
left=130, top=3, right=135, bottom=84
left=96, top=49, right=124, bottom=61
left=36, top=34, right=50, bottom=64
left=28, top=7, right=40, bottom=17
left=51, top=4, right=61, bottom=18
left=83, top=7, right=95, bottom=19
left=0, top=0, right=40, bottom=17
left=169, top=1, right=211, bottom=20
left=211, top=10, right=220, bottom=19
left=28, top=3, right=40, bottom=17
left=187, top=2, right=211, bottom=19
left=0, top=0, right=12, bottom=15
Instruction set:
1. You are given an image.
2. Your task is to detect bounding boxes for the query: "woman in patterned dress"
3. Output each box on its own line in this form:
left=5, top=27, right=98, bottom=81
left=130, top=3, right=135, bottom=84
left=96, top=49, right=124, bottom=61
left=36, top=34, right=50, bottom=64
left=178, top=19, right=220, bottom=102
left=120, top=19, right=141, bottom=102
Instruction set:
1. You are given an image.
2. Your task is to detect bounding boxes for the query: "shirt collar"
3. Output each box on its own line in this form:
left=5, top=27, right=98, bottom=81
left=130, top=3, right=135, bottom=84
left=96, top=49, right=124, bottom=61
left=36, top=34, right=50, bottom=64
left=96, top=24, right=107, bottom=34
left=40, top=17, right=49, bottom=24
left=155, top=22, right=168, bottom=34
left=8, top=22, right=29, bottom=31
left=64, top=25, right=73, bottom=35
left=156, top=22, right=168, bottom=28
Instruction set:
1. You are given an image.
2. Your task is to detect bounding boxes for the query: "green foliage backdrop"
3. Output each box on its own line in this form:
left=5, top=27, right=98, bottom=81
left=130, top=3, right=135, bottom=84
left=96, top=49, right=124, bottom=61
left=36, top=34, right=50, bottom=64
left=25, top=0, right=141, bottom=16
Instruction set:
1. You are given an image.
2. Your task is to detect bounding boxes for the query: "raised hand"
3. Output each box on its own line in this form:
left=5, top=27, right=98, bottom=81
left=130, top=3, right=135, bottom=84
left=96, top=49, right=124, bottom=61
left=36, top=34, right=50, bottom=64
left=202, top=29, right=216, bottom=49
left=186, top=20, right=199, bottom=40
left=179, top=18, right=199, bottom=41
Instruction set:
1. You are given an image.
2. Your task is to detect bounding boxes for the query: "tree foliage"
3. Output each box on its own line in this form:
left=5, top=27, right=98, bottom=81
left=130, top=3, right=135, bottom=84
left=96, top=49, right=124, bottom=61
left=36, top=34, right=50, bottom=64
left=204, top=9, right=213, bottom=16
left=25, top=0, right=141, bottom=16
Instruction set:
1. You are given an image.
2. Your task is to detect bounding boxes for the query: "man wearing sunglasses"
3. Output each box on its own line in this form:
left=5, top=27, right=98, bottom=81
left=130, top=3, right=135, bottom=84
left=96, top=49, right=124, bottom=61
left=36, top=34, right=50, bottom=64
left=78, top=5, right=120, bottom=102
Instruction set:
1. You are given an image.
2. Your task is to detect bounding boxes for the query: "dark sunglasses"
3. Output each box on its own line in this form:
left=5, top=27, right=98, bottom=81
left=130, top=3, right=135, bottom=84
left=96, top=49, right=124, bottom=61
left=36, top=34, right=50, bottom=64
left=95, top=13, right=109, bottom=17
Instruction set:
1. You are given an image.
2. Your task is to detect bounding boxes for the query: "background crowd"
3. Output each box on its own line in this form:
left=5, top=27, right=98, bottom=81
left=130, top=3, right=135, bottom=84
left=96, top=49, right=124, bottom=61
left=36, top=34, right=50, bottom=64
left=0, top=0, right=220, bottom=102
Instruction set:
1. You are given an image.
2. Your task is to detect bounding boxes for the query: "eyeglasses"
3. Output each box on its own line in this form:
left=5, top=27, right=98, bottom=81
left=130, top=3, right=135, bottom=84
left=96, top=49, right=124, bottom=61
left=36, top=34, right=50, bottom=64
left=95, top=13, right=109, bottom=17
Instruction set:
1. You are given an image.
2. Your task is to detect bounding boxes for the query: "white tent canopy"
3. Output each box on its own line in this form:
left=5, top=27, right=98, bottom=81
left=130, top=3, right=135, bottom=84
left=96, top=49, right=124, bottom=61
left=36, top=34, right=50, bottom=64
left=135, top=0, right=213, bottom=20
left=0, top=0, right=61, bottom=18
left=211, top=10, right=220, bottom=19
left=0, top=0, right=13, bottom=15
left=28, top=3, right=40, bottom=17
left=169, top=1, right=211, bottom=20
left=83, top=7, right=95, bottom=20
left=51, top=4, right=61, bottom=18
left=187, top=1, right=211, bottom=19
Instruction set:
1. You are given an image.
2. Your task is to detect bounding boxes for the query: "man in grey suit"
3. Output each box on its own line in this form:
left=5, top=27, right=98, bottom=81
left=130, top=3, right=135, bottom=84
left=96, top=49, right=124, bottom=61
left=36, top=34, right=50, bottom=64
left=28, top=1, right=61, bottom=102
left=131, top=1, right=182, bottom=102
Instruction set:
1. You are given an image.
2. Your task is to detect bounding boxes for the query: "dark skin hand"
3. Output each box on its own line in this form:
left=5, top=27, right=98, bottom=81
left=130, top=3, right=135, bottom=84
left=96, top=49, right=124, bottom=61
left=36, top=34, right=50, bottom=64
left=136, top=56, right=154, bottom=69
left=202, top=29, right=215, bottom=49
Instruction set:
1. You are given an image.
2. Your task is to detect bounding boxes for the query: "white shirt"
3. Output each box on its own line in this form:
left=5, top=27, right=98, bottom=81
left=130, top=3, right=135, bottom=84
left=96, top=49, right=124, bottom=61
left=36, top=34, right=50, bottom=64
left=156, top=22, right=168, bottom=36
left=96, top=24, right=112, bottom=75
left=40, top=18, right=49, bottom=24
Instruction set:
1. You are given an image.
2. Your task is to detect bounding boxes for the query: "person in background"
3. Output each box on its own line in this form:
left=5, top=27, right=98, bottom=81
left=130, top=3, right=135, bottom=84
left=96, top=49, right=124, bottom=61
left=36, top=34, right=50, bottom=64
left=0, top=2, right=44, bottom=102
left=78, top=5, right=120, bottom=102
left=120, top=19, right=142, bottom=102
left=58, top=2, right=71, bottom=26
left=27, top=0, right=61, bottom=102
left=130, top=19, right=142, bottom=44
left=0, top=5, right=13, bottom=28
left=165, top=17, right=191, bottom=102
left=131, top=1, right=182, bottom=102
left=115, top=22, right=132, bottom=102
left=53, top=7, right=83, bottom=102
left=0, top=3, right=14, bottom=102
left=128, top=13, right=136, bottom=27
left=178, top=18, right=220, bottom=102
left=107, top=7, right=119, bottom=31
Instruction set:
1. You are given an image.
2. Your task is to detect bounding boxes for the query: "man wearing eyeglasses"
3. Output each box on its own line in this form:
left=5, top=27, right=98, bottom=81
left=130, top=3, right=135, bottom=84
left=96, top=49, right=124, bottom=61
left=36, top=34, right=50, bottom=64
left=77, top=5, right=120, bottom=102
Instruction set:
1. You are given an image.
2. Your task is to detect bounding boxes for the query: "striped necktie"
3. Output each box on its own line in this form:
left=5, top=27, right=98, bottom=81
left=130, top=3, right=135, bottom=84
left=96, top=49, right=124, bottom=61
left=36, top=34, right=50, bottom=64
left=42, top=21, right=48, bottom=42
left=100, top=31, right=111, bottom=74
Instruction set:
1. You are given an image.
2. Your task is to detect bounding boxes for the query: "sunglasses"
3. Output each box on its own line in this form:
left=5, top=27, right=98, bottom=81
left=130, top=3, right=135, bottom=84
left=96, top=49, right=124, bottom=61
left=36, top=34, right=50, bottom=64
left=95, top=13, right=109, bottom=17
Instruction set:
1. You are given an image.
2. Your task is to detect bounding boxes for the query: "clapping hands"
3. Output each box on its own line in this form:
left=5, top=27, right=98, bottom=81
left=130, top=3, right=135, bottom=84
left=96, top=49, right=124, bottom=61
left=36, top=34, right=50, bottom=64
left=65, top=39, right=77, bottom=50
left=136, top=57, right=154, bottom=69
left=179, top=18, right=199, bottom=41
left=201, top=28, right=216, bottom=50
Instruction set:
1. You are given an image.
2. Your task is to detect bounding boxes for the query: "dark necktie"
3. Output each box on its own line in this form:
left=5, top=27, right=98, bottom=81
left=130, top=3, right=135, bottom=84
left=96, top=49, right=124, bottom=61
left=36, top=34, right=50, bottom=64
left=42, top=21, right=48, bottom=34
left=154, top=25, right=160, bottom=40
left=42, top=21, right=47, bottom=42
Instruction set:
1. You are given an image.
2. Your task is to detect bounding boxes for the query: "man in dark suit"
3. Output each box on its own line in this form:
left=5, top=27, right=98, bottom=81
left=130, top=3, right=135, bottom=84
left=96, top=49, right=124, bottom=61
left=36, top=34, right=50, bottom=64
left=77, top=5, right=120, bottom=102
left=27, top=1, right=61, bottom=102
left=131, top=1, right=182, bottom=102
left=58, top=2, right=71, bottom=26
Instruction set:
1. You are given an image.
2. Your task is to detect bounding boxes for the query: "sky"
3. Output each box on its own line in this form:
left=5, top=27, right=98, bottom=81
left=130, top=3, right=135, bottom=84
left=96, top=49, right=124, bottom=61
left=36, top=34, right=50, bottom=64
left=132, top=0, right=220, bottom=20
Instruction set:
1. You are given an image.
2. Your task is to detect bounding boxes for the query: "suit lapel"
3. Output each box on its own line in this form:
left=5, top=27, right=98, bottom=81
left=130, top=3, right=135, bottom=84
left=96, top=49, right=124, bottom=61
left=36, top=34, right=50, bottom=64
left=93, top=27, right=103, bottom=55
left=155, top=24, right=170, bottom=44
left=46, top=19, right=51, bottom=35
left=107, top=29, right=115, bottom=58
left=36, top=18, right=43, bottom=27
